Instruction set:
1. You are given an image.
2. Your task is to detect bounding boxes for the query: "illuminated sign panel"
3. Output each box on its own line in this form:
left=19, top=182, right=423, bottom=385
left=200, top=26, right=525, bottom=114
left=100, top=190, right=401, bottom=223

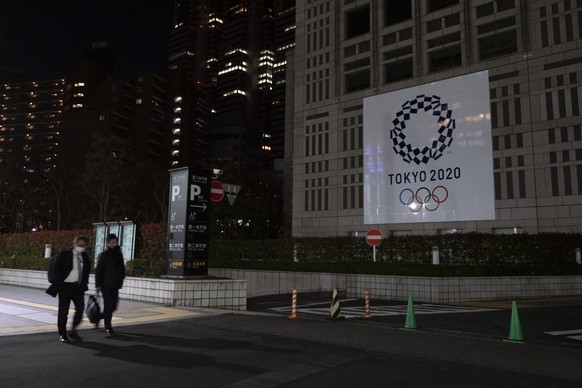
left=167, top=167, right=210, bottom=276
left=363, top=71, right=495, bottom=224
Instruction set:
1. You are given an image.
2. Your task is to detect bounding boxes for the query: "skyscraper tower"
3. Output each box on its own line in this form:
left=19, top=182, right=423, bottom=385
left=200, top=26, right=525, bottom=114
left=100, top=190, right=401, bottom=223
left=168, top=0, right=212, bottom=81
left=272, top=0, right=295, bottom=168
left=209, top=0, right=275, bottom=178
left=168, top=0, right=285, bottom=179
left=167, top=0, right=213, bottom=169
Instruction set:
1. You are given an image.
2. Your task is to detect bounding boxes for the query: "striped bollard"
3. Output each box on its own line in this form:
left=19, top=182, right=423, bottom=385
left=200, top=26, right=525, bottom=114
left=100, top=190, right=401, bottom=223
left=329, top=288, right=344, bottom=320
left=362, top=289, right=372, bottom=320
left=288, top=288, right=297, bottom=319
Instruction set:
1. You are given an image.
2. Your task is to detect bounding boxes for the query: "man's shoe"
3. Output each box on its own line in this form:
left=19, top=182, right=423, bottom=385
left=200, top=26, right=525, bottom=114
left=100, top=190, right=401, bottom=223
left=69, top=330, right=82, bottom=342
left=106, top=329, right=115, bottom=337
left=59, top=335, right=70, bottom=343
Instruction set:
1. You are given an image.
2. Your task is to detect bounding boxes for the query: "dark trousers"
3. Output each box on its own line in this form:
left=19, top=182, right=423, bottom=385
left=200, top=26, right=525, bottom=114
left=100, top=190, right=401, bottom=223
left=101, top=288, right=119, bottom=331
left=57, top=283, right=85, bottom=336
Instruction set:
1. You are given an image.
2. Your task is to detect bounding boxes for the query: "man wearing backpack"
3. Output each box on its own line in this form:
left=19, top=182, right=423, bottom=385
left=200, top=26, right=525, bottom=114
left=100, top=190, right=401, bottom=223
left=51, top=235, right=91, bottom=343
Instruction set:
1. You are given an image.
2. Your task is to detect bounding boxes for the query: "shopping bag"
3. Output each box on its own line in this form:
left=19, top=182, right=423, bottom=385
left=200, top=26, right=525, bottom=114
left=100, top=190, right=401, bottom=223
left=85, top=295, right=101, bottom=324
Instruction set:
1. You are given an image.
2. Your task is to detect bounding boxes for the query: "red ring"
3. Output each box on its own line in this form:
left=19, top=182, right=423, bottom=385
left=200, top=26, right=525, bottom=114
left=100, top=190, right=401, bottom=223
left=432, top=186, right=448, bottom=203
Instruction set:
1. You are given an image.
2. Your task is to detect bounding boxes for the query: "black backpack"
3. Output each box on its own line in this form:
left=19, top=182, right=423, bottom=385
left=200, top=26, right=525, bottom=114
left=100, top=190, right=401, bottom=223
left=47, top=254, right=58, bottom=283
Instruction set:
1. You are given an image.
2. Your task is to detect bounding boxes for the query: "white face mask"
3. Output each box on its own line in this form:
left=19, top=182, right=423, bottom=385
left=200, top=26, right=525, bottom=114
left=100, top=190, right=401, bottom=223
left=74, top=246, right=86, bottom=254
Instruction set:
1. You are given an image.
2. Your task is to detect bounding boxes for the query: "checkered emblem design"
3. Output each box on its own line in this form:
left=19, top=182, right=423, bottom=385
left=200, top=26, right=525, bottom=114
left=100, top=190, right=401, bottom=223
left=390, top=95, right=455, bottom=165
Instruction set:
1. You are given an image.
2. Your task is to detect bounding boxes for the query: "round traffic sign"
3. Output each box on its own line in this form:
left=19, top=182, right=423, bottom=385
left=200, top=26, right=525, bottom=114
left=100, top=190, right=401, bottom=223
left=210, top=180, right=224, bottom=202
left=365, top=229, right=383, bottom=247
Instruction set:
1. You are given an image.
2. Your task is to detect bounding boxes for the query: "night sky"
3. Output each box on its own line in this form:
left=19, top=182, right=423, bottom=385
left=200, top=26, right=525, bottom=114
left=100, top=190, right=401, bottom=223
left=0, top=0, right=174, bottom=80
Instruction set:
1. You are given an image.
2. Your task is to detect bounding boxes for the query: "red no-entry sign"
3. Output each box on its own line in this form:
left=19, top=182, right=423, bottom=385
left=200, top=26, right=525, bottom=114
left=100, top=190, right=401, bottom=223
left=210, top=180, right=224, bottom=202
left=365, top=229, right=383, bottom=247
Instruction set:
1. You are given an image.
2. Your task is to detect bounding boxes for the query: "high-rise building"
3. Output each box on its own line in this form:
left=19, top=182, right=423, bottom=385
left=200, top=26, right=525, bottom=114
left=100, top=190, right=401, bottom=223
left=272, top=0, right=296, bottom=167
left=291, top=0, right=582, bottom=236
left=0, top=42, right=173, bottom=231
left=0, top=79, right=65, bottom=232
left=167, top=0, right=213, bottom=170
left=60, top=74, right=170, bottom=169
left=0, top=79, right=65, bottom=182
left=168, top=0, right=212, bottom=82
left=273, top=0, right=296, bottom=234
left=62, top=43, right=170, bottom=170
left=168, top=0, right=292, bottom=179
left=166, top=69, right=209, bottom=170
left=210, top=0, right=275, bottom=177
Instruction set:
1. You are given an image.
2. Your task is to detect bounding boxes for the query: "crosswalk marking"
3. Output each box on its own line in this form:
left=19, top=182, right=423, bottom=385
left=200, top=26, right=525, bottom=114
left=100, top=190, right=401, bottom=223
left=270, top=303, right=498, bottom=318
left=545, top=329, right=582, bottom=336
left=544, top=328, right=582, bottom=342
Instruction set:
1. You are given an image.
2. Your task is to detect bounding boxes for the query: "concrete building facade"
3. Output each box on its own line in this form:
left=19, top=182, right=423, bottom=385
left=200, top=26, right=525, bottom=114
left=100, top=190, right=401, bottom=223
left=290, top=0, right=582, bottom=236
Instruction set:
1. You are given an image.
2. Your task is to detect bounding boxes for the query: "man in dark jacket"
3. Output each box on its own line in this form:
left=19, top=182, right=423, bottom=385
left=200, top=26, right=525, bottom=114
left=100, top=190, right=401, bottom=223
left=52, top=235, right=91, bottom=343
left=95, top=233, right=126, bottom=336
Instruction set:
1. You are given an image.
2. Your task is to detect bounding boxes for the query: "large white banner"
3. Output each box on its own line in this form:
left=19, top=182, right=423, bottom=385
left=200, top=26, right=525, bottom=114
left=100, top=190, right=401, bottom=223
left=363, top=71, right=495, bottom=224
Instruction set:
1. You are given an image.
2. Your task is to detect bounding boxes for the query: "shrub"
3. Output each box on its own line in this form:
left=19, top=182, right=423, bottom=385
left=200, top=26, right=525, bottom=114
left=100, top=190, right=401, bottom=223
left=0, top=230, right=93, bottom=258
left=2, top=228, right=582, bottom=277
left=0, top=256, right=48, bottom=271
left=129, top=222, right=166, bottom=277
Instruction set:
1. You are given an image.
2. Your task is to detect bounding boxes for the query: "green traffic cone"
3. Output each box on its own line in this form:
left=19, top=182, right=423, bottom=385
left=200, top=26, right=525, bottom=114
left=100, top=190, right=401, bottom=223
left=506, top=300, right=526, bottom=342
left=403, top=294, right=417, bottom=329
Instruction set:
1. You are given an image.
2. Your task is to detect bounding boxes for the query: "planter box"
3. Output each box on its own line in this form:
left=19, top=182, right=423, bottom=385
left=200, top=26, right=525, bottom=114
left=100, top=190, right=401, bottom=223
left=0, top=269, right=246, bottom=310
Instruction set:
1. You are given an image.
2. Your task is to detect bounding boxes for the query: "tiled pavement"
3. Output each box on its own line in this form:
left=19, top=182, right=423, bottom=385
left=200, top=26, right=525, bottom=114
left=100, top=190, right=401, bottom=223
left=0, top=284, right=221, bottom=337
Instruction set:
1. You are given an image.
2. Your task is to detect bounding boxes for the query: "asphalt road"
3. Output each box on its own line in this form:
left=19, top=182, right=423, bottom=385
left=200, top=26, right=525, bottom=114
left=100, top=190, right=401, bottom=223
left=1, top=306, right=582, bottom=387
left=249, top=293, right=582, bottom=346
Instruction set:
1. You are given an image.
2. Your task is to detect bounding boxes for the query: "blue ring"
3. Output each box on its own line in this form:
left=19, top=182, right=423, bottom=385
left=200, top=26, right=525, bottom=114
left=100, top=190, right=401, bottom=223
left=399, top=188, right=415, bottom=205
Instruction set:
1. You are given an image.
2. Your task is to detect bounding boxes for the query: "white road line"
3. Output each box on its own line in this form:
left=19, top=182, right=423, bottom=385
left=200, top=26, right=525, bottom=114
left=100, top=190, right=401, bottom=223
left=545, top=329, right=582, bottom=336
left=270, top=304, right=498, bottom=317
left=269, top=298, right=358, bottom=312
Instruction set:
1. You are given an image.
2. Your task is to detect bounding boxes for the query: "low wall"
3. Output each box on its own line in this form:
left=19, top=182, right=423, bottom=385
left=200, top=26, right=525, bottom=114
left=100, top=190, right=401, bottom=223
left=208, top=268, right=582, bottom=303
left=3, top=268, right=581, bottom=305
left=0, top=269, right=247, bottom=310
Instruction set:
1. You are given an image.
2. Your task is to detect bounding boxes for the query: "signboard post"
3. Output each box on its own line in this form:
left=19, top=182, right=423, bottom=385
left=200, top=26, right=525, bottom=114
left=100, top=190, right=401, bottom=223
left=365, top=229, right=383, bottom=262
left=167, top=167, right=210, bottom=276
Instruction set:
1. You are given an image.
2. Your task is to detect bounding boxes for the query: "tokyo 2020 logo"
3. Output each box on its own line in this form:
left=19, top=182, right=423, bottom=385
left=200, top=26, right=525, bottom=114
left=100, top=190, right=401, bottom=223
left=399, top=186, right=449, bottom=212
left=390, top=95, right=455, bottom=165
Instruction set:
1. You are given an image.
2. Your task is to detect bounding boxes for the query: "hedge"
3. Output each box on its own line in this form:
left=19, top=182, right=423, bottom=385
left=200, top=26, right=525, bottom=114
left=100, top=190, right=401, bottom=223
left=1, top=226, right=581, bottom=277
left=0, top=229, right=93, bottom=258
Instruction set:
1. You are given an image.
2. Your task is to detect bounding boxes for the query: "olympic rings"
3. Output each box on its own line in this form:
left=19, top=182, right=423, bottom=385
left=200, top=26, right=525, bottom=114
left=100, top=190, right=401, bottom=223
left=399, top=186, right=449, bottom=212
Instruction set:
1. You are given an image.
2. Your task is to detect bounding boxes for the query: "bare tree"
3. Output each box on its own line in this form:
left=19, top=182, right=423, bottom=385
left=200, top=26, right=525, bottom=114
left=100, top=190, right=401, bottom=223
left=80, top=135, right=132, bottom=223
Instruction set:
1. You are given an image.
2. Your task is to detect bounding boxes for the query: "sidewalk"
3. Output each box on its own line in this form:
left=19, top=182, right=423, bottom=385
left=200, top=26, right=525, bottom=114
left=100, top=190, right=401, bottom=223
left=0, top=284, right=222, bottom=337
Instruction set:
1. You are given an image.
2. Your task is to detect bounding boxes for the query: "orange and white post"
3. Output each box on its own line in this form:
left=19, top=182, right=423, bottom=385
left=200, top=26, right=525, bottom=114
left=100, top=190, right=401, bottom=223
left=288, top=288, right=297, bottom=319
left=362, top=289, right=372, bottom=319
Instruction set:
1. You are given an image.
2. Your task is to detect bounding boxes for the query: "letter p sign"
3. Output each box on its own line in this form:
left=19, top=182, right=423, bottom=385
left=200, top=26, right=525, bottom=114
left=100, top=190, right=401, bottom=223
left=190, top=184, right=201, bottom=200
left=171, top=185, right=180, bottom=202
